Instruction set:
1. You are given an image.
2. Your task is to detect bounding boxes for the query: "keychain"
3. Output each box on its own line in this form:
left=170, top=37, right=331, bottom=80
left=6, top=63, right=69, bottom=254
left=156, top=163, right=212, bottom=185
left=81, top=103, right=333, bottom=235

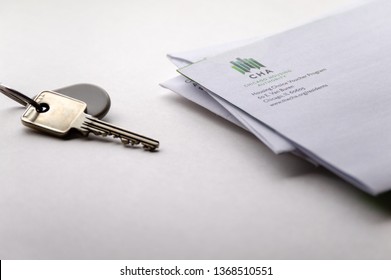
left=0, top=83, right=159, bottom=151
left=54, top=84, right=111, bottom=119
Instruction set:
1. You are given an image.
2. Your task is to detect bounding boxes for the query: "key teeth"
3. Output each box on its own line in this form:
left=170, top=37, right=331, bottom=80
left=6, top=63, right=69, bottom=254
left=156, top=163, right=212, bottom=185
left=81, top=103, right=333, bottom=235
left=143, top=145, right=156, bottom=152
left=82, top=120, right=158, bottom=151
left=120, top=138, right=142, bottom=147
left=121, top=138, right=130, bottom=145
left=95, top=131, right=108, bottom=137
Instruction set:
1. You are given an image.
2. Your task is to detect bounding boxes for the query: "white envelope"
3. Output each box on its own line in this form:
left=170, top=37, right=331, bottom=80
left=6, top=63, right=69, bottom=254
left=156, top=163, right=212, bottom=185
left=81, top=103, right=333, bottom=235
left=163, top=38, right=297, bottom=154
left=162, top=0, right=371, bottom=154
left=178, top=0, right=390, bottom=195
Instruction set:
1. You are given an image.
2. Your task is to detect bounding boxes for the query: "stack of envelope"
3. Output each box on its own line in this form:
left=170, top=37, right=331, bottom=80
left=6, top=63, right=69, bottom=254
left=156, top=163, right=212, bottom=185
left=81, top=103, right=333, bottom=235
left=160, top=0, right=389, bottom=196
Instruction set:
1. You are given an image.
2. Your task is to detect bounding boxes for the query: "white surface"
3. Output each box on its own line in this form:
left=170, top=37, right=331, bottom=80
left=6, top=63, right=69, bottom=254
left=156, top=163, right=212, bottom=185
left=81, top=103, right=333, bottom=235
left=1, top=0, right=390, bottom=260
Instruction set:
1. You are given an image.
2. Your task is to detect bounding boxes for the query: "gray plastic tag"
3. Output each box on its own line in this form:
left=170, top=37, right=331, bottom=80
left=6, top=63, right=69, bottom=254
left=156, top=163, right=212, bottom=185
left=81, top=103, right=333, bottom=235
left=55, top=83, right=111, bottom=119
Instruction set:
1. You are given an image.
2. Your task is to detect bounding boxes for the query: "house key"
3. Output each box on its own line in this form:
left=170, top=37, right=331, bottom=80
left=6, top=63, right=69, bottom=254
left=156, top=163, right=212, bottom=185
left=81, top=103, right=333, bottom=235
left=1, top=84, right=159, bottom=151
left=0, top=83, right=111, bottom=119
left=21, top=91, right=159, bottom=151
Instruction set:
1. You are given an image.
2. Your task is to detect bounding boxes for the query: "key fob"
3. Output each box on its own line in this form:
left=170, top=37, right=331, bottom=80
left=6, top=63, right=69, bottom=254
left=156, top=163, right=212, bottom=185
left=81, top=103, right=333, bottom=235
left=54, top=83, right=111, bottom=119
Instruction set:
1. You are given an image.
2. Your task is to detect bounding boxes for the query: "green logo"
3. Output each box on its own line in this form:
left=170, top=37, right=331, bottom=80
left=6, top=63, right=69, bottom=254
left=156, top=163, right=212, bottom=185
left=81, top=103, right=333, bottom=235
left=231, top=58, right=265, bottom=74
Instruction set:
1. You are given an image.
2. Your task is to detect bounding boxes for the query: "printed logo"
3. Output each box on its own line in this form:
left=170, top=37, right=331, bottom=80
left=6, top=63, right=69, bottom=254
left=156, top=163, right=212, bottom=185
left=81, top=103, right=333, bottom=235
left=230, top=57, right=274, bottom=79
left=230, top=58, right=265, bottom=74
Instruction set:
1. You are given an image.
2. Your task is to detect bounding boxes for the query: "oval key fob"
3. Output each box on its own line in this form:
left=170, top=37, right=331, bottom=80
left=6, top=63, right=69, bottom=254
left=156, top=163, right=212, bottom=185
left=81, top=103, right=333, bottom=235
left=54, top=83, right=111, bottom=119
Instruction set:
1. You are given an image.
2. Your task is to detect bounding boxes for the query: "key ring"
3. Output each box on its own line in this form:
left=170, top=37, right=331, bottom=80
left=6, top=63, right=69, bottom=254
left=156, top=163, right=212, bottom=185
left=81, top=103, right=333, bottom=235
left=0, top=83, right=44, bottom=112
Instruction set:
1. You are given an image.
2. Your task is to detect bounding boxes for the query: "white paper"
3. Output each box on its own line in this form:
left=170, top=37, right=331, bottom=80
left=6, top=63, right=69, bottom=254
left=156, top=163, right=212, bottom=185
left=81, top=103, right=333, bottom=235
left=165, top=39, right=296, bottom=154
left=179, top=0, right=390, bottom=195
left=163, top=0, right=371, bottom=155
left=160, top=76, right=295, bottom=153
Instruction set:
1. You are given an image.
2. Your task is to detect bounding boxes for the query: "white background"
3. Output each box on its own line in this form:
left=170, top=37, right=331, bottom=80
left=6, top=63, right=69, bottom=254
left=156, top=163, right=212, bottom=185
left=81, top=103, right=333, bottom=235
left=1, top=0, right=390, bottom=259
left=3, top=260, right=391, bottom=280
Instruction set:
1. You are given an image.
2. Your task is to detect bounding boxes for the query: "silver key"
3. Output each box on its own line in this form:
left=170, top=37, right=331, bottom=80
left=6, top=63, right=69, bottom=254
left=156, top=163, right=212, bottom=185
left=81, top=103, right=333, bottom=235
left=21, top=91, right=159, bottom=151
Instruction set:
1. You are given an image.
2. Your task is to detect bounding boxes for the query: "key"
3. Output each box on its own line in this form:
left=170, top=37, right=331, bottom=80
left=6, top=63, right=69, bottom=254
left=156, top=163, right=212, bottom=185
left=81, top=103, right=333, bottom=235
left=21, top=91, right=159, bottom=151
left=1, top=82, right=111, bottom=119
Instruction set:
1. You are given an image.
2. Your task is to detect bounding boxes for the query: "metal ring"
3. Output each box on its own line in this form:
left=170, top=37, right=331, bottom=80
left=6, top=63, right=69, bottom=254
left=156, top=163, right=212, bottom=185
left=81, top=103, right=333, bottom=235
left=0, top=83, right=44, bottom=112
